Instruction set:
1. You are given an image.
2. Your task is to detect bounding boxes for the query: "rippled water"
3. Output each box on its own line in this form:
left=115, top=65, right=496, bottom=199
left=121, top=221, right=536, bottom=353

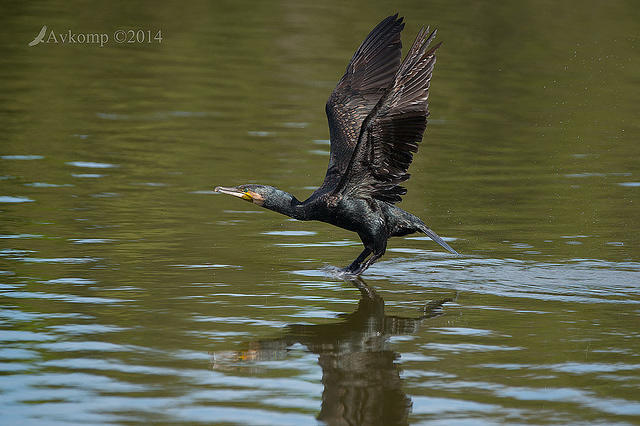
left=2, top=1, right=639, bottom=424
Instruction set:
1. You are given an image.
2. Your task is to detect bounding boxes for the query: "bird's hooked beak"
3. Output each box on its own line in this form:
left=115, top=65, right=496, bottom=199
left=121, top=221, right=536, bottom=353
left=214, top=186, right=264, bottom=205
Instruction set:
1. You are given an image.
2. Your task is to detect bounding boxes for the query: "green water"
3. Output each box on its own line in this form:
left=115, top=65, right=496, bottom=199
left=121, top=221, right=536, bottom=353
left=1, top=1, right=639, bottom=424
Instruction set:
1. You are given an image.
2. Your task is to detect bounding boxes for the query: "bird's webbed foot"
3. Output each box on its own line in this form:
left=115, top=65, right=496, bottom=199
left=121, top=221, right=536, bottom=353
left=342, top=248, right=372, bottom=276
left=352, top=253, right=383, bottom=275
left=342, top=248, right=384, bottom=276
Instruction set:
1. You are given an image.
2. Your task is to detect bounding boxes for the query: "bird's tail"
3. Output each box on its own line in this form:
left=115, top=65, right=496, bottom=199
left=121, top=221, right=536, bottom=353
left=419, top=224, right=458, bottom=255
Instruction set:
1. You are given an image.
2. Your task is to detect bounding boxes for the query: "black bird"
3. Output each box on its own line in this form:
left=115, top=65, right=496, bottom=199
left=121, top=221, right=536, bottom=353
left=215, top=14, right=457, bottom=275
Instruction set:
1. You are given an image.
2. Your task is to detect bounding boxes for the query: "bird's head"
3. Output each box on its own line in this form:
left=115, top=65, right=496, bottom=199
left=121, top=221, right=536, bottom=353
left=213, top=184, right=271, bottom=206
left=214, top=184, right=302, bottom=217
left=214, top=184, right=303, bottom=219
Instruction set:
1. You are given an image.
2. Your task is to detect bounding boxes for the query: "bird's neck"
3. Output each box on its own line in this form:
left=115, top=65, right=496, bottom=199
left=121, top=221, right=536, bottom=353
left=263, top=190, right=306, bottom=220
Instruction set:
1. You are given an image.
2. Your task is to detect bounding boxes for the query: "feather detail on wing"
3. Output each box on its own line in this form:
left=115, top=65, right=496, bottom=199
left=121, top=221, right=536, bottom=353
left=323, top=14, right=405, bottom=185
left=335, top=27, right=441, bottom=203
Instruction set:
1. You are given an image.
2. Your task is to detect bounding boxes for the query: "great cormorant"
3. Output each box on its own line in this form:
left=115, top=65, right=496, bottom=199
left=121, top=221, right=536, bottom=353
left=215, top=14, right=457, bottom=275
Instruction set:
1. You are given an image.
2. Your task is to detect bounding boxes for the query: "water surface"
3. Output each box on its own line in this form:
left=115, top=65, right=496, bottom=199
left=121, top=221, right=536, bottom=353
left=1, top=1, right=639, bottom=424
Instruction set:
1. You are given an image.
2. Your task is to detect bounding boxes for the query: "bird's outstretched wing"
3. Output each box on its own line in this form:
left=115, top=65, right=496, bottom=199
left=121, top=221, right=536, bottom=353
left=322, top=14, right=405, bottom=187
left=334, top=27, right=441, bottom=204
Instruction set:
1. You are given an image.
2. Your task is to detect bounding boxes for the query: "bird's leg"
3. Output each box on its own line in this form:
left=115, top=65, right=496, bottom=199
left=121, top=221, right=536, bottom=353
left=350, top=237, right=387, bottom=275
left=351, top=252, right=383, bottom=275
left=344, top=248, right=372, bottom=273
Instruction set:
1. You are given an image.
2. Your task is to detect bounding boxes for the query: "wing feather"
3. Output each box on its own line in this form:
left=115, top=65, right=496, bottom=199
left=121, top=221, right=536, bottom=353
left=321, top=14, right=405, bottom=189
left=335, top=27, right=441, bottom=203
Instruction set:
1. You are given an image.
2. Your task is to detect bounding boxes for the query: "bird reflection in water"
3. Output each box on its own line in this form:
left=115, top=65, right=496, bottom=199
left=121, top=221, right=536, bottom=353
left=212, top=278, right=453, bottom=425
